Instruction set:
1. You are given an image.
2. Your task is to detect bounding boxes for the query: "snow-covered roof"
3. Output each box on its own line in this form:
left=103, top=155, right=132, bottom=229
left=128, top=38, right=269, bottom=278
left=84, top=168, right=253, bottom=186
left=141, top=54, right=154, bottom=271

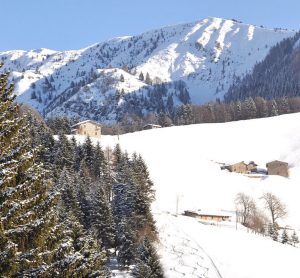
left=71, top=120, right=101, bottom=128
left=186, top=210, right=233, bottom=218
left=143, top=124, right=162, bottom=128
left=266, top=160, right=288, bottom=166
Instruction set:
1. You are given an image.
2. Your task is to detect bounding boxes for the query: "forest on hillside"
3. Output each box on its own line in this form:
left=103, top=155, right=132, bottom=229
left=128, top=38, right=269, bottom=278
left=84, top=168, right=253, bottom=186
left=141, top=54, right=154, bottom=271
left=225, top=32, right=300, bottom=102
left=0, top=66, right=164, bottom=277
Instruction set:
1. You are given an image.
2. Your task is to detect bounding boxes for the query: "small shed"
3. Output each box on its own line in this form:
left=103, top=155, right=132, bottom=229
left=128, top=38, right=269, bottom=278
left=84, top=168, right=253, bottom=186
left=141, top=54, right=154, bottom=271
left=184, top=210, right=232, bottom=222
left=71, top=120, right=101, bottom=138
left=266, top=160, right=289, bottom=177
left=143, top=124, right=162, bottom=130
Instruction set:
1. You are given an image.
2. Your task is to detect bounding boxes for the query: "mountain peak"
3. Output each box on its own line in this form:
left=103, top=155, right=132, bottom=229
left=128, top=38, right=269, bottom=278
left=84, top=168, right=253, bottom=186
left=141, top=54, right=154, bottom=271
left=0, top=18, right=295, bottom=122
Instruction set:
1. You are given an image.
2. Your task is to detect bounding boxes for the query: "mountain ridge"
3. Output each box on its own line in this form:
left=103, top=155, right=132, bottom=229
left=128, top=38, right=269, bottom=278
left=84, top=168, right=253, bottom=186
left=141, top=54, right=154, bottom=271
left=0, top=17, right=295, bottom=122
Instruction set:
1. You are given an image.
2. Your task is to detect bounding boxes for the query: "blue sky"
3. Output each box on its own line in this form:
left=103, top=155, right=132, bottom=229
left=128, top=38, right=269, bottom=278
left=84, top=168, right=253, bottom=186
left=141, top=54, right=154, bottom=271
left=1, top=0, right=299, bottom=51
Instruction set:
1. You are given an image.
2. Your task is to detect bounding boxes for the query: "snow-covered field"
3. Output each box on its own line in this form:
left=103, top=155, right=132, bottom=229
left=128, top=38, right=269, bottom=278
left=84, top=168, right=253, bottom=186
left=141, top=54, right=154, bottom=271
left=156, top=213, right=300, bottom=278
left=71, top=113, right=300, bottom=278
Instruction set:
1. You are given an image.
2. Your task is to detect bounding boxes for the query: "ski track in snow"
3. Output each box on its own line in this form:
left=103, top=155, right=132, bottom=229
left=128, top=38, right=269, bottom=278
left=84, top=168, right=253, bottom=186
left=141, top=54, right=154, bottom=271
left=157, top=213, right=223, bottom=278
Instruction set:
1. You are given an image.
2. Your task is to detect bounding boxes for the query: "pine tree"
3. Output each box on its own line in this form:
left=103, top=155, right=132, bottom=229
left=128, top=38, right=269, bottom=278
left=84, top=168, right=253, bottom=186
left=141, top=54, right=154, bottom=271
left=91, top=185, right=116, bottom=248
left=55, top=207, right=107, bottom=277
left=92, top=142, right=105, bottom=179
left=267, top=223, right=278, bottom=241
left=281, top=228, right=289, bottom=244
left=132, top=236, right=164, bottom=278
left=59, top=168, right=83, bottom=221
left=145, top=72, right=152, bottom=85
left=139, top=72, right=144, bottom=81
left=290, top=230, right=299, bottom=246
left=0, top=66, right=59, bottom=276
left=117, top=219, right=136, bottom=266
left=131, top=154, right=156, bottom=232
left=120, top=74, right=125, bottom=82
left=82, top=136, right=94, bottom=171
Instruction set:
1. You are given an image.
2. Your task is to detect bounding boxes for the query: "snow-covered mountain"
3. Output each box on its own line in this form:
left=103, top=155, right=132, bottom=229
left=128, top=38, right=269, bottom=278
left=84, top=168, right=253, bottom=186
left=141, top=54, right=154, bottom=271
left=0, top=17, right=294, bottom=122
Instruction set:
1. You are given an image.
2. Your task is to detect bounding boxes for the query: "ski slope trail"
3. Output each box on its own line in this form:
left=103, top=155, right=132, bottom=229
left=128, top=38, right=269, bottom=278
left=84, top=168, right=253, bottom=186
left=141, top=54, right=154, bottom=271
left=156, top=212, right=222, bottom=278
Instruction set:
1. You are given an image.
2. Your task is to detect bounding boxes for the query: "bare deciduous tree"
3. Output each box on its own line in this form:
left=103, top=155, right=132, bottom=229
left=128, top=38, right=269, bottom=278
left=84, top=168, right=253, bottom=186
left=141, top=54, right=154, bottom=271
left=235, top=193, right=256, bottom=226
left=261, top=192, right=287, bottom=225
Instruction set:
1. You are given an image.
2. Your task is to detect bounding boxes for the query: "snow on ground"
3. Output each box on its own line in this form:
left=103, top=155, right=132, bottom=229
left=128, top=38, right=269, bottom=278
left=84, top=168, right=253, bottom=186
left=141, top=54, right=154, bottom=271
left=156, top=213, right=300, bottom=278
left=69, top=113, right=300, bottom=277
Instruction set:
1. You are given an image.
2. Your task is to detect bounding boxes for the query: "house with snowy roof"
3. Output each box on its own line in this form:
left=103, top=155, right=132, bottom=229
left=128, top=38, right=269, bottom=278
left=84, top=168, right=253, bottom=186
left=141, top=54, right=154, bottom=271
left=143, top=124, right=162, bottom=130
left=71, top=120, right=101, bottom=138
left=184, top=210, right=232, bottom=222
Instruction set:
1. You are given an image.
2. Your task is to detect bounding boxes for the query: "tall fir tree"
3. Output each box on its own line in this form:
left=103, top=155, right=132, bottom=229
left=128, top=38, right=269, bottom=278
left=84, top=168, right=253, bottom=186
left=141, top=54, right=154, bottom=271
left=90, top=185, right=116, bottom=249
left=281, top=229, right=289, bottom=244
left=132, top=236, right=164, bottom=278
left=0, top=66, right=59, bottom=276
left=290, top=230, right=299, bottom=246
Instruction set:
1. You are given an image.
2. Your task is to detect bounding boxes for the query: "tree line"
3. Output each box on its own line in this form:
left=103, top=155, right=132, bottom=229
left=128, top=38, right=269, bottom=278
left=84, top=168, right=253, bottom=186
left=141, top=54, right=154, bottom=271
left=97, top=96, right=300, bottom=135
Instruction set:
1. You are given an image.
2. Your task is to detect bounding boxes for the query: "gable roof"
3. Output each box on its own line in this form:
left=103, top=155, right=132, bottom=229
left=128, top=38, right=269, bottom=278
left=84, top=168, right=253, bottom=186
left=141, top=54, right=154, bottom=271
left=266, top=160, right=288, bottom=166
left=232, top=161, right=247, bottom=166
left=71, top=120, right=101, bottom=128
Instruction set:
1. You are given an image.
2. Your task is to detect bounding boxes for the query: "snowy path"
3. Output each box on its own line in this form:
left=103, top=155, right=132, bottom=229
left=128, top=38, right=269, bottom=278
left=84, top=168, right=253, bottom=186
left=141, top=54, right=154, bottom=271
left=156, top=213, right=300, bottom=278
left=156, top=212, right=222, bottom=278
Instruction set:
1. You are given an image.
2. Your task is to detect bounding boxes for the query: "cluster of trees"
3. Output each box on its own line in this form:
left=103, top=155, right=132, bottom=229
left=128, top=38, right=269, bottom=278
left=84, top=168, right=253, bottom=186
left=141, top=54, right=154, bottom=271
left=0, top=66, right=164, bottom=276
left=225, top=32, right=300, bottom=102
left=102, top=95, right=300, bottom=135
left=235, top=192, right=299, bottom=246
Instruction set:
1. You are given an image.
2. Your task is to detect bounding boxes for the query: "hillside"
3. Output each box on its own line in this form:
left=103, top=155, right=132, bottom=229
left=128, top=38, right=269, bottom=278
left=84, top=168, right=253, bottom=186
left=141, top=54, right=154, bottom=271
left=0, top=17, right=294, bottom=122
left=74, top=113, right=300, bottom=229
left=70, top=113, right=300, bottom=277
left=225, top=32, right=300, bottom=102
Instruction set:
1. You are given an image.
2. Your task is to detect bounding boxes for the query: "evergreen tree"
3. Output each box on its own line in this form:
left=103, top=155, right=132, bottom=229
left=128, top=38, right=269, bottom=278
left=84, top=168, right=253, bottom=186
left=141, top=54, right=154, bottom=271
left=281, top=228, right=289, bottom=244
left=76, top=174, right=93, bottom=229
left=120, top=74, right=125, bottom=82
left=145, top=72, right=152, bottom=85
left=59, top=168, right=83, bottom=221
left=82, top=136, right=94, bottom=171
left=92, top=142, right=106, bottom=179
left=139, top=72, right=144, bottom=81
left=132, top=236, right=164, bottom=278
left=290, top=230, right=299, bottom=246
left=267, top=223, right=278, bottom=241
left=91, top=185, right=116, bottom=248
left=117, top=219, right=136, bottom=266
left=0, top=66, right=58, bottom=276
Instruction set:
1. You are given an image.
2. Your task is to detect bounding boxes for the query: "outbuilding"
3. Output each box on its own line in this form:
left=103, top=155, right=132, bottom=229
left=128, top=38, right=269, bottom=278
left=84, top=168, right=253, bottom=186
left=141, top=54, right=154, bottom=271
left=266, top=160, right=289, bottom=177
left=143, top=124, right=162, bottom=130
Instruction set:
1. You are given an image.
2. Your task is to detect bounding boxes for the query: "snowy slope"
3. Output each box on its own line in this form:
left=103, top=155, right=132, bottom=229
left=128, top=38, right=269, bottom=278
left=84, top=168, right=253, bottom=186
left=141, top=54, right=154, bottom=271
left=0, top=18, right=294, bottom=122
left=70, top=113, right=300, bottom=278
left=75, top=112, right=300, bottom=229
left=156, top=213, right=300, bottom=278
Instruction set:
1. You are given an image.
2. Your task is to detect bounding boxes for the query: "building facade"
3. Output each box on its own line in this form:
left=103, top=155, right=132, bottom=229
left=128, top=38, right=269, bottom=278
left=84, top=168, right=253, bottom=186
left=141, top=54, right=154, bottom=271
left=225, top=161, right=257, bottom=174
left=266, top=160, right=289, bottom=177
left=71, top=120, right=101, bottom=138
left=184, top=210, right=231, bottom=222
